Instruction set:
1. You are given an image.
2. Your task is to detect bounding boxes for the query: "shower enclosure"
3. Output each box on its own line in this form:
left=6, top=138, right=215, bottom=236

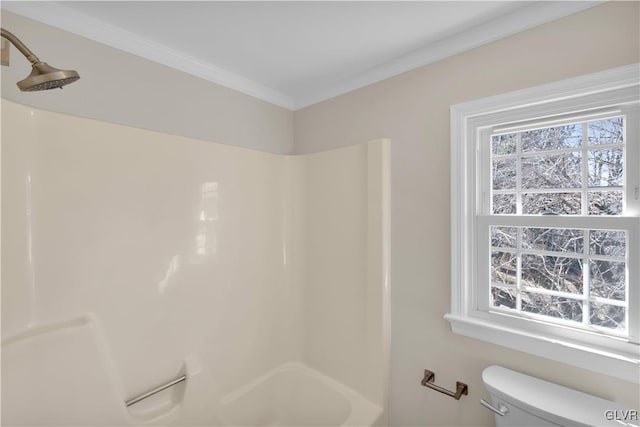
left=1, top=100, right=390, bottom=426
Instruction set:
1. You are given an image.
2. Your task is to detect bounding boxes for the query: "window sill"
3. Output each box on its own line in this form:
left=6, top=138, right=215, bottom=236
left=444, top=313, right=640, bottom=383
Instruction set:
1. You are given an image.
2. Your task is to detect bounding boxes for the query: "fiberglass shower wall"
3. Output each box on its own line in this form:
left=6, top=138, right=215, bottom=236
left=1, top=100, right=389, bottom=425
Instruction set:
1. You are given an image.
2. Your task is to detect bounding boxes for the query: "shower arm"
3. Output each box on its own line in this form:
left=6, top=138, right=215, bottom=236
left=0, top=26, right=80, bottom=91
left=1, top=28, right=40, bottom=65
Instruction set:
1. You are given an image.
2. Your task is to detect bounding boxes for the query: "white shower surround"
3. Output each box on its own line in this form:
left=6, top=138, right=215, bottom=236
left=1, top=100, right=390, bottom=426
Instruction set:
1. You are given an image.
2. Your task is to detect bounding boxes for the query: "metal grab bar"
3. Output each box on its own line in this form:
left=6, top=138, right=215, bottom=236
left=125, top=374, right=187, bottom=407
left=420, top=369, right=468, bottom=400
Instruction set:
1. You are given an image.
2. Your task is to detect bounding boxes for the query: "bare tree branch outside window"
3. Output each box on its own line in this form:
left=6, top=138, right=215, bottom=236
left=489, top=117, right=627, bottom=331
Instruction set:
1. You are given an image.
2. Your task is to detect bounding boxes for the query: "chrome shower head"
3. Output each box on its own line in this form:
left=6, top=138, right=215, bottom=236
left=1, top=28, right=80, bottom=91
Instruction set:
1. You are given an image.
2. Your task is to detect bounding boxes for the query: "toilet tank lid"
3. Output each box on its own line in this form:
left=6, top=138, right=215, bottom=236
left=482, top=366, right=636, bottom=427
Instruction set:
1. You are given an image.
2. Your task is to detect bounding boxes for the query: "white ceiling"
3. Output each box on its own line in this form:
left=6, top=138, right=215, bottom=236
left=2, top=1, right=600, bottom=110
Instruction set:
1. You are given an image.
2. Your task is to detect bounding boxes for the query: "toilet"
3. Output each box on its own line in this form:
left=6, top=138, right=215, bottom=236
left=481, top=365, right=638, bottom=426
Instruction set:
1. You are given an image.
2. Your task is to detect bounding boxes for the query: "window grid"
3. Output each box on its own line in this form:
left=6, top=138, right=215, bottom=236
left=493, top=187, right=623, bottom=195
left=490, top=226, right=628, bottom=334
left=581, top=125, right=589, bottom=215
left=582, top=229, right=590, bottom=328
left=489, top=116, right=628, bottom=334
left=581, top=123, right=590, bottom=326
left=516, top=224, right=522, bottom=312
left=516, top=132, right=522, bottom=216
left=490, top=245, right=625, bottom=263
left=491, top=142, right=625, bottom=159
left=490, top=116, right=625, bottom=217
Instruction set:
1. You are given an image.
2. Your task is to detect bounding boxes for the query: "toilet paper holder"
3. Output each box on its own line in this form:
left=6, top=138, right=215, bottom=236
left=421, top=369, right=468, bottom=400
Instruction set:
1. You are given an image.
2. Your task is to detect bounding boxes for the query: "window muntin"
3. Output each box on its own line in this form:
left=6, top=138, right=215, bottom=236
left=489, top=225, right=628, bottom=335
left=482, top=114, right=635, bottom=340
left=490, top=116, right=625, bottom=216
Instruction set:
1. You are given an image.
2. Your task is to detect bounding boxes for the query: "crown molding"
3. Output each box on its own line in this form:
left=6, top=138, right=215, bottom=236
left=2, top=1, right=604, bottom=111
left=1, top=1, right=295, bottom=110
left=293, top=1, right=605, bottom=109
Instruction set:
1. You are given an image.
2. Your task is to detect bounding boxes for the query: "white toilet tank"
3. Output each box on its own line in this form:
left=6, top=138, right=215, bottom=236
left=481, top=365, right=638, bottom=427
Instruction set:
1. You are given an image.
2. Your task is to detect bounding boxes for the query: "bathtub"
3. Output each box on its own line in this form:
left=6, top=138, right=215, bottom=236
left=218, top=363, right=383, bottom=426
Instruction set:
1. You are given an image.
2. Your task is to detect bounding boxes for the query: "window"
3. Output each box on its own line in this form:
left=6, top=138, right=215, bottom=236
left=447, top=64, right=640, bottom=382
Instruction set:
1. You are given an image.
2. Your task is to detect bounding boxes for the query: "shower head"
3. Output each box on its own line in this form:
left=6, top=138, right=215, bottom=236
left=1, top=28, right=80, bottom=91
left=17, top=61, right=80, bottom=91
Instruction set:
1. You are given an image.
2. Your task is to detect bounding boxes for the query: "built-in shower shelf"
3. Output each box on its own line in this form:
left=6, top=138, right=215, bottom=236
left=1, top=316, right=129, bottom=425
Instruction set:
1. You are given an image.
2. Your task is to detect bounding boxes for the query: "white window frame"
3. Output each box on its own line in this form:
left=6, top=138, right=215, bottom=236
left=447, top=64, right=640, bottom=382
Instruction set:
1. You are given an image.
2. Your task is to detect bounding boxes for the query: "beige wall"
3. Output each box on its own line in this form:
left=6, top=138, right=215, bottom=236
left=0, top=11, right=293, bottom=154
left=294, top=2, right=640, bottom=426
